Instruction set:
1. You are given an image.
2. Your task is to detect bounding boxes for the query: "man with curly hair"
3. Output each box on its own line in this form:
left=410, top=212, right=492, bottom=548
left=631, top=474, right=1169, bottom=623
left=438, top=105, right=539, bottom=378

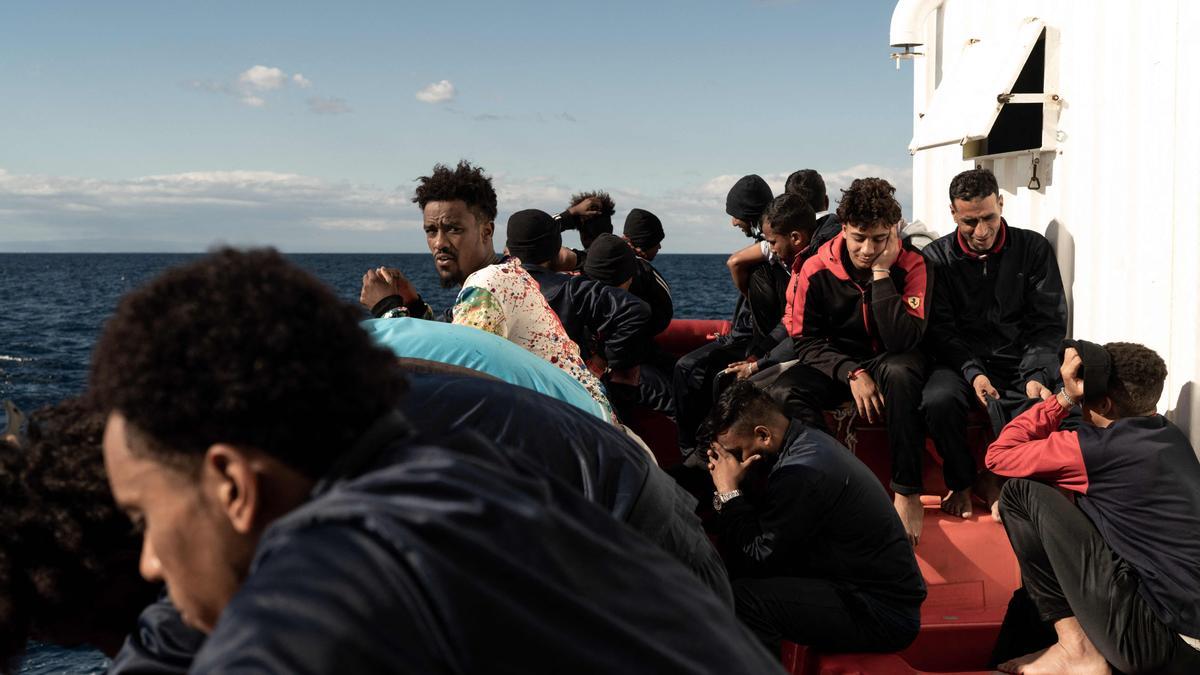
left=359, top=160, right=612, bottom=416
left=92, top=248, right=784, bottom=674
left=921, top=168, right=1067, bottom=521
left=556, top=189, right=616, bottom=252
left=774, top=177, right=934, bottom=546
left=987, top=342, right=1200, bottom=674
left=0, top=397, right=162, bottom=673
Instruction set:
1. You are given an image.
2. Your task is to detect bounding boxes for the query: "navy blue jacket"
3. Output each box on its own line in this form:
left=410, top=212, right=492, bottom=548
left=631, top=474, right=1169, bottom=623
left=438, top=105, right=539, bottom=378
left=922, top=220, right=1067, bottom=386
left=523, top=263, right=651, bottom=368
left=112, top=378, right=749, bottom=674
left=184, top=420, right=780, bottom=674
left=715, top=420, right=926, bottom=611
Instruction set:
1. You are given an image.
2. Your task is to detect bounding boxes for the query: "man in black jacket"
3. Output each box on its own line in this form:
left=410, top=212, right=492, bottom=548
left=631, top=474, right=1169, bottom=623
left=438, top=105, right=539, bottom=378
left=921, top=168, right=1067, bottom=520
left=92, top=248, right=782, bottom=675
left=775, top=178, right=933, bottom=545
left=701, top=381, right=926, bottom=654
left=673, top=175, right=775, bottom=459
left=505, top=209, right=651, bottom=382
left=584, top=233, right=675, bottom=417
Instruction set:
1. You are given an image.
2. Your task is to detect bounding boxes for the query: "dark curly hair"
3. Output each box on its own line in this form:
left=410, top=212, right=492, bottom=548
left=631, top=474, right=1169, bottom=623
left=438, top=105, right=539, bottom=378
left=763, top=194, right=817, bottom=236
left=89, top=248, right=408, bottom=479
left=948, top=168, right=999, bottom=203
left=1104, top=342, right=1168, bottom=417
left=836, top=177, right=901, bottom=230
left=696, top=381, right=783, bottom=450
left=412, top=160, right=498, bottom=223
left=568, top=190, right=616, bottom=217
left=0, top=398, right=157, bottom=672
left=784, top=169, right=827, bottom=214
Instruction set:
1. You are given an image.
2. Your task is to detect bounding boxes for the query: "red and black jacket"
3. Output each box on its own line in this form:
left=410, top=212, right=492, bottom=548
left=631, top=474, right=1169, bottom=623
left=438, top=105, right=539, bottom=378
left=987, top=399, right=1200, bottom=637
left=784, top=233, right=932, bottom=382
left=921, top=220, right=1067, bottom=387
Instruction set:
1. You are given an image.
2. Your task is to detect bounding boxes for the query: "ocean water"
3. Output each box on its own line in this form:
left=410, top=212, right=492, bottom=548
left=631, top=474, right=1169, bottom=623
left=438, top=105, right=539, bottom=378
left=0, top=251, right=736, bottom=672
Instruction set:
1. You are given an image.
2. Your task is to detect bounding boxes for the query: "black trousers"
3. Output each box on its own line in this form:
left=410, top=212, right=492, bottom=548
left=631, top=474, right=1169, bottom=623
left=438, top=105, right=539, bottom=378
left=999, top=479, right=1200, bottom=674
left=609, top=362, right=676, bottom=421
left=766, top=352, right=928, bottom=495
left=920, top=366, right=1036, bottom=491
left=672, top=338, right=747, bottom=452
left=734, top=577, right=919, bottom=655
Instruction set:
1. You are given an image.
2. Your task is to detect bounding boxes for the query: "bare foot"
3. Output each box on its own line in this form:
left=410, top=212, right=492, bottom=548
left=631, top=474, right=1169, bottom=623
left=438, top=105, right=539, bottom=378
left=992, top=499, right=1003, bottom=522
left=941, top=488, right=973, bottom=519
left=997, top=642, right=1110, bottom=674
left=975, top=470, right=1004, bottom=521
left=894, top=493, right=924, bottom=546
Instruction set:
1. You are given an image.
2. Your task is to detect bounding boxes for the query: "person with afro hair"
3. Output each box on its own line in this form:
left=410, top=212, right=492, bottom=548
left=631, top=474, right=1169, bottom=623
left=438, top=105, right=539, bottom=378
left=359, top=161, right=613, bottom=417
left=986, top=342, right=1200, bottom=674
left=0, top=397, right=161, bottom=673
left=771, top=177, right=934, bottom=546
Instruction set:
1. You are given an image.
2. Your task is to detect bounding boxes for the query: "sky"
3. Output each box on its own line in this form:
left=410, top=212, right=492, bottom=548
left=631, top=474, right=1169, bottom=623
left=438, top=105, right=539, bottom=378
left=0, top=0, right=916, bottom=253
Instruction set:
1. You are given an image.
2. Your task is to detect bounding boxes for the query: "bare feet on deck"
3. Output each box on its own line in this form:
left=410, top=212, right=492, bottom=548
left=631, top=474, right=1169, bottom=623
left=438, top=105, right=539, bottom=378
left=975, top=470, right=1005, bottom=522
left=998, top=617, right=1110, bottom=674
left=941, top=488, right=974, bottom=519
left=894, top=493, right=924, bottom=546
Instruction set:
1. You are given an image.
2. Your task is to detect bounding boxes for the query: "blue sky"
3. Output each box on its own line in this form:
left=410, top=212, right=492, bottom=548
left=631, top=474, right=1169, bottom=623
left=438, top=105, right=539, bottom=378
left=0, top=0, right=915, bottom=252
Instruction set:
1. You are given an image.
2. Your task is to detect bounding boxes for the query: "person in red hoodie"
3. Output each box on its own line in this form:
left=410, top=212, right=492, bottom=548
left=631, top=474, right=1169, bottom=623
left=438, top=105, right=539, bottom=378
left=987, top=341, right=1200, bottom=674
left=773, top=177, right=932, bottom=545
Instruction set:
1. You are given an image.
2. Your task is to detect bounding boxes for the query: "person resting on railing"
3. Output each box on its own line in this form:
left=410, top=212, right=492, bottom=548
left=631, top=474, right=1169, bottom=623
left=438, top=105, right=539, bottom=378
left=987, top=341, right=1200, bottom=675
left=673, top=174, right=775, bottom=462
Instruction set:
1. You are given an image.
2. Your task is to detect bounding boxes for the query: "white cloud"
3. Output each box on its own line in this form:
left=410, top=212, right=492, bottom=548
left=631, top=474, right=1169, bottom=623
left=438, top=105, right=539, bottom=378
left=307, top=96, right=352, bottom=115
left=186, top=66, right=339, bottom=111
left=0, top=163, right=914, bottom=253
left=238, top=65, right=287, bottom=91
left=415, top=80, right=456, bottom=104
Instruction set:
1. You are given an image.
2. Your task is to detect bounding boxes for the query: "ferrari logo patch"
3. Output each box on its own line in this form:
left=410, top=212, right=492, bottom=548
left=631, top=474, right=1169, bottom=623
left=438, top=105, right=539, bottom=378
left=907, top=296, right=921, bottom=310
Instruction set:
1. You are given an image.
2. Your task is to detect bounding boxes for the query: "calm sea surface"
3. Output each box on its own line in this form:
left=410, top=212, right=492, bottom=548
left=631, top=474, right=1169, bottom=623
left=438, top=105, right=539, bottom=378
left=0, top=252, right=736, bottom=672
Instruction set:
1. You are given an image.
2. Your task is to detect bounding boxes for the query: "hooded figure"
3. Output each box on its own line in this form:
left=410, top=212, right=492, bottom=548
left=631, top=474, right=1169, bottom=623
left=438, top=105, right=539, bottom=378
left=623, top=208, right=665, bottom=260
left=725, top=175, right=774, bottom=238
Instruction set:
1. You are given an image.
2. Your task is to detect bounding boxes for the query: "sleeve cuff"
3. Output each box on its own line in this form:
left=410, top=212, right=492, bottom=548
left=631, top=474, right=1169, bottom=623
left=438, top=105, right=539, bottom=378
left=835, top=360, right=862, bottom=383
left=370, top=295, right=407, bottom=318
left=962, top=364, right=986, bottom=384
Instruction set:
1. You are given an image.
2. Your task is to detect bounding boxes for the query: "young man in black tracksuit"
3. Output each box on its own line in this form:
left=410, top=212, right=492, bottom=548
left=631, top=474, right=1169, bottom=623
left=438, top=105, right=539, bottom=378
left=620, top=208, right=674, bottom=336
left=773, top=177, right=933, bottom=546
left=673, top=174, right=775, bottom=458
left=504, top=209, right=651, bottom=385
left=921, top=168, right=1067, bottom=520
left=986, top=341, right=1200, bottom=674
left=701, top=381, right=926, bottom=655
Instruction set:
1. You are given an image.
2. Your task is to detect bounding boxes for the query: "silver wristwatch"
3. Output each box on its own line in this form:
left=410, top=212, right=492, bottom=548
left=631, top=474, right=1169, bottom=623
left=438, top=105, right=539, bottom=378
left=712, top=490, right=742, bottom=511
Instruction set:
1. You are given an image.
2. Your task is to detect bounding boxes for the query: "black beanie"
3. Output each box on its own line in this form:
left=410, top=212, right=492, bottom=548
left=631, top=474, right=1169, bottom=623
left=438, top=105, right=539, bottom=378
left=1059, top=339, right=1114, bottom=403
left=725, top=174, right=774, bottom=223
left=623, top=208, right=665, bottom=249
left=506, top=209, right=561, bottom=264
left=583, top=233, right=638, bottom=286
